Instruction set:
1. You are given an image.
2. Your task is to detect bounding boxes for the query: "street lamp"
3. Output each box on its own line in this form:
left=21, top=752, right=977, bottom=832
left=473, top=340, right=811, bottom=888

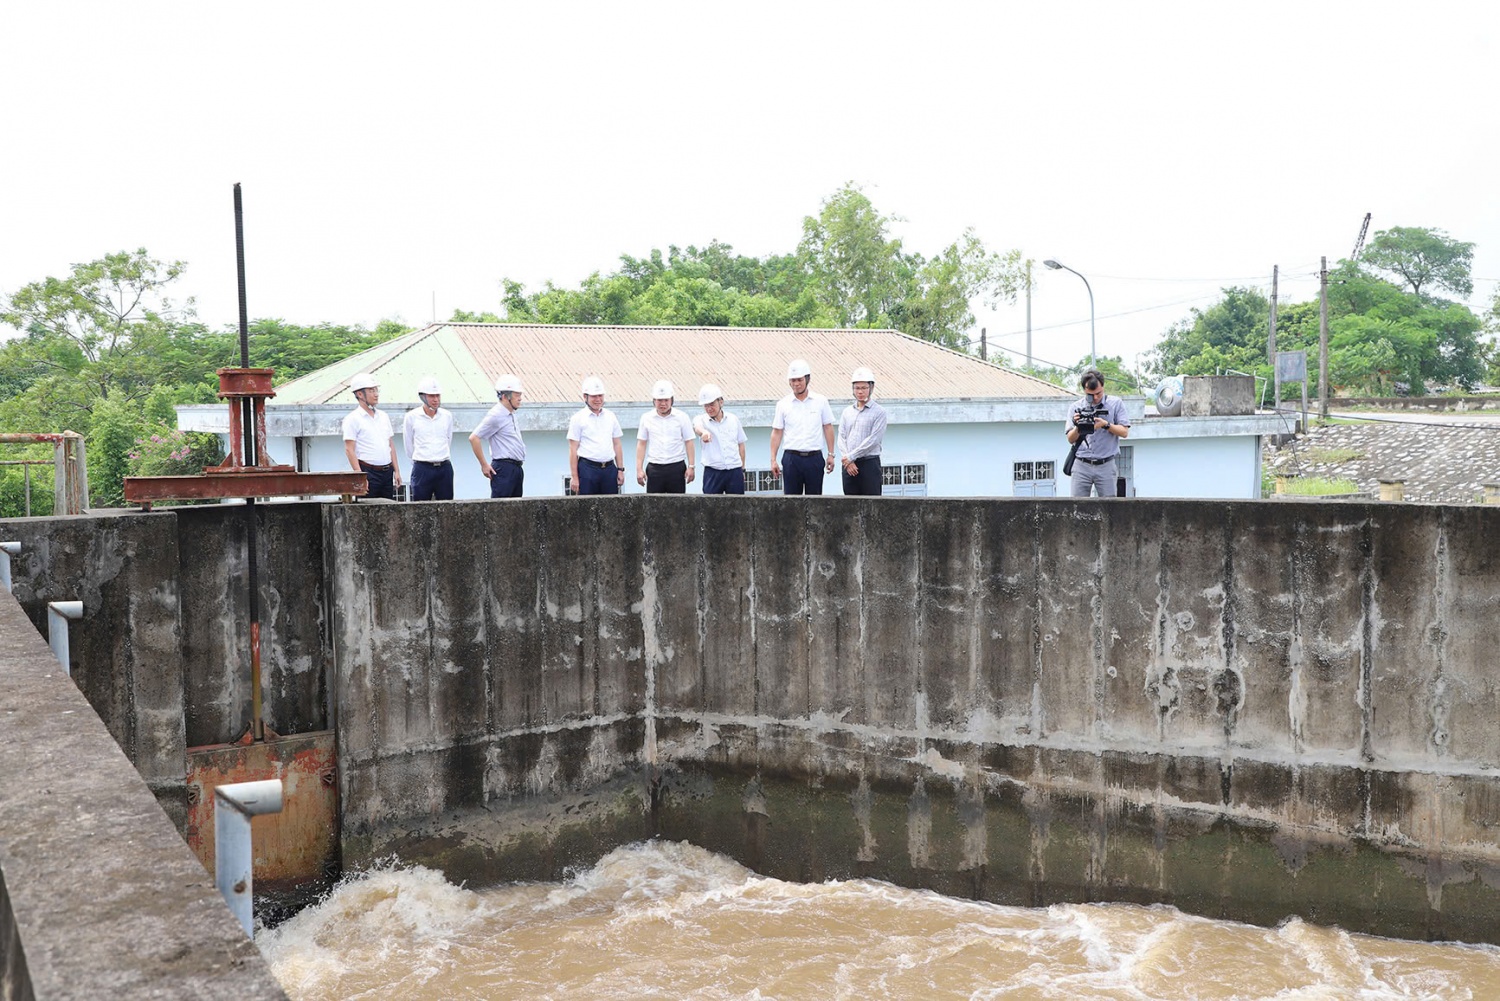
left=1043, top=259, right=1096, bottom=369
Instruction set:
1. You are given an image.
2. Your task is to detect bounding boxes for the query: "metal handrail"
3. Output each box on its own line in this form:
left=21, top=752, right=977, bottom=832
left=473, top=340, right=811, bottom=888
left=214, top=779, right=284, bottom=937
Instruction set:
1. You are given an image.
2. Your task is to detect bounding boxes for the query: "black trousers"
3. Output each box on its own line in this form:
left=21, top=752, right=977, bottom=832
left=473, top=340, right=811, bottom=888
left=359, top=460, right=395, bottom=500
left=646, top=460, right=687, bottom=494
left=410, top=459, right=453, bottom=501
left=842, top=456, right=883, bottom=496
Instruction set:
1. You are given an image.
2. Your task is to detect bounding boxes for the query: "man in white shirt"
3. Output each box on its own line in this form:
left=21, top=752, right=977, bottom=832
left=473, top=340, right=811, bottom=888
left=568, top=375, right=625, bottom=495
left=838, top=366, right=889, bottom=497
left=342, top=372, right=402, bottom=500
left=469, top=374, right=527, bottom=498
left=403, top=376, right=455, bottom=501
left=635, top=380, right=695, bottom=494
left=693, top=383, right=748, bottom=495
left=769, top=358, right=835, bottom=495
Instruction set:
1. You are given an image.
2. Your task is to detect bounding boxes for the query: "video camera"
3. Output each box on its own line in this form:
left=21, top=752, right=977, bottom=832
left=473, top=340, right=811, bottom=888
left=1073, top=403, right=1109, bottom=435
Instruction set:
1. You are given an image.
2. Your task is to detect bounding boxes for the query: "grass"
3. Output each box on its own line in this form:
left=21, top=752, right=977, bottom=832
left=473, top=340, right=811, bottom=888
left=1279, top=476, right=1360, bottom=496
left=1302, top=447, right=1364, bottom=464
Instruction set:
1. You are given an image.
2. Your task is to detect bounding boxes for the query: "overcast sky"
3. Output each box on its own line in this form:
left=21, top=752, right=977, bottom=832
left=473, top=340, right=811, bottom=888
left=2, top=2, right=1496, bottom=378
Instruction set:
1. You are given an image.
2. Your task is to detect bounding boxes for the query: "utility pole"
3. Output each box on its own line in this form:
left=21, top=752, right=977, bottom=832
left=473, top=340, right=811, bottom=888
left=979, top=327, right=987, bottom=361
left=1269, top=265, right=1279, bottom=412
left=1318, top=256, right=1329, bottom=419
left=1024, top=260, right=1033, bottom=370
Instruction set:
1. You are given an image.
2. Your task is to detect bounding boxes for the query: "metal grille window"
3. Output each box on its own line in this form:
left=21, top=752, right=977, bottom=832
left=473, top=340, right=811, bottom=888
left=744, top=469, right=783, bottom=493
left=1013, top=459, right=1057, bottom=497
left=1117, top=446, right=1134, bottom=479
left=881, top=462, right=928, bottom=496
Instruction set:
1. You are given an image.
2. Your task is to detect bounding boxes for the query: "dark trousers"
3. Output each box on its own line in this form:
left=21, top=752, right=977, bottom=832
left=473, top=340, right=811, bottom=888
left=781, top=451, right=825, bottom=495
left=842, top=456, right=883, bottom=496
left=646, top=460, right=687, bottom=494
left=490, top=459, right=524, bottom=498
left=576, top=460, right=619, bottom=496
left=702, top=466, right=745, bottom=495
left=410, top=459, right=453, bottom=501
left=359, top=460, right=395, bottom=500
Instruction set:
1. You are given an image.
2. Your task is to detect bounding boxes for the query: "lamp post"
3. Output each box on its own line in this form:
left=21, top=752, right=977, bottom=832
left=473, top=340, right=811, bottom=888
left=1043, top=259, right=1095, bottom=369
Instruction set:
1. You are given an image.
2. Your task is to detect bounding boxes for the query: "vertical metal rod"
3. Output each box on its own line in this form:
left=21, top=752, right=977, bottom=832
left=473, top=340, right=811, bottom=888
left=23, top=463, right=31, bottom=517
left=0, top=541, right=19, bottom=593
left=234, top=182, right=264, bottom=741
left=214, top=779, right=283, bottom=937
left=46, top=600, right=84, bottom=674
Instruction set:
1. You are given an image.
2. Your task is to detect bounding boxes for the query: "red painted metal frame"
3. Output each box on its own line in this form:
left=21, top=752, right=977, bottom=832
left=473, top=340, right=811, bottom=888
left=123, top=367, right=369, bottom=508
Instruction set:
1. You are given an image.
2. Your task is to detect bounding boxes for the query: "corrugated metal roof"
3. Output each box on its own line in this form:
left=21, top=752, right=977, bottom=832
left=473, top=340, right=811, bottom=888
left=271, top=323, right=1073, bottom=405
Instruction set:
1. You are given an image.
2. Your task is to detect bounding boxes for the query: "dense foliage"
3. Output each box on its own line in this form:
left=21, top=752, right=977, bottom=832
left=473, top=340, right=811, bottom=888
left=0, top=253, right=410, bottom=513
left=490, top=184, right=1026, bottom=352
left=1144, top=228, right=1491, bottom=397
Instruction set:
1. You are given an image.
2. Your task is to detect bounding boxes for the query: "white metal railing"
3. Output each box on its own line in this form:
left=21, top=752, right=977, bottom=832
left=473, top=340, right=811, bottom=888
left=0, top=541, right=18, bottom=592
left=214, top=779, right=284, bottom=937
left=46, top=600, right=84, bottom=674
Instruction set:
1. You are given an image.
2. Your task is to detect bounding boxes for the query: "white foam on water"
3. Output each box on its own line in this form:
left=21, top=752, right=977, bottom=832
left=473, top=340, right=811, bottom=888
left=260, top=842, right=1500, bottom=1000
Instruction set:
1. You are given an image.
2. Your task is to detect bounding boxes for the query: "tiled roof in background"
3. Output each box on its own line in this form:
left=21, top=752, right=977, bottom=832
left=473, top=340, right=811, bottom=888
left=271, top=323, right=1073, bottom=406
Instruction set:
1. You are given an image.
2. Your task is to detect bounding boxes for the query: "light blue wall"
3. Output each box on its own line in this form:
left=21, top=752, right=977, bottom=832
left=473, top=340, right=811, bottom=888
left=267, top=421, right=1261, bottom=500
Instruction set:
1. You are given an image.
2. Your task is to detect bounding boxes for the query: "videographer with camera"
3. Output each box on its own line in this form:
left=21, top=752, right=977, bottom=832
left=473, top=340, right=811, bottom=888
left=1064, top=368, right=1130, bottom=497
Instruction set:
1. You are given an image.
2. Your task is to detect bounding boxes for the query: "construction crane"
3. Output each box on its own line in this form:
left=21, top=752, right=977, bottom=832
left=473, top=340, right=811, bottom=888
left=1351, top=212, right=1371, bottom=260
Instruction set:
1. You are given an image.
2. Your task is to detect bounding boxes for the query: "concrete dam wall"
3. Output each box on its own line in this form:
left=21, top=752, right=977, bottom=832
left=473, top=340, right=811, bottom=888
left=327, top=497, right=1500, bottom=942
left=3, top=495, right=1500, bottom=963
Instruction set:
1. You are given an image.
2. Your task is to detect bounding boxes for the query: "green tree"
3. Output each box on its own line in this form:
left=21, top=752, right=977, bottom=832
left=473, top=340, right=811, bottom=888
left=489, top=186, right=1021, bottom=349
left=1145, top=286, right=1271, bottom=380
left=0, top=249, right=192, bottom=408
left=1361, top=226, right=1475, bottom=300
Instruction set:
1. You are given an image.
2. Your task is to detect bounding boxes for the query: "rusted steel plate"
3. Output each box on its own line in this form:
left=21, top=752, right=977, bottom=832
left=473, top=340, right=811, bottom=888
left=124, top=470, right=367, bottom=502
left=185, top=731, right=338, bottom=891
left=216, top=367, right=277, bottom=398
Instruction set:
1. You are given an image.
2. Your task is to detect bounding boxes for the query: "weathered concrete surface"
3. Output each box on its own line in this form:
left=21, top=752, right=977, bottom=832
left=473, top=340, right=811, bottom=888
left=0, top=512, right=189, bottom=827
left=177, top=504, right=330, bottom=746
left=0, top=589, right=287, bottom=1000
left=330, top=496, right=1500, bottom=942
left=0, top=504, right=336, bottom=834
left=326, top=501, right=652, bottom=883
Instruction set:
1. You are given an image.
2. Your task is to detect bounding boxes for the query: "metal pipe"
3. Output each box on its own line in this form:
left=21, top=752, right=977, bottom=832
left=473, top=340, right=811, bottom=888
left=46, top=600, right=84, bottom=674
left=0, top=541, right=19, bottom=592
left=214, top=778, right=284, bottom=937
left=233, top=183, right=266, bottom=742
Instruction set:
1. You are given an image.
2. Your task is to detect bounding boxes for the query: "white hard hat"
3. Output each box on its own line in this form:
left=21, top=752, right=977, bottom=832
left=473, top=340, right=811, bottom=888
left=698, top=383, right=724, bottom=406
left=651, top=379, right=675, bottom=400
left=786, top=359, right=812, bottom=379
left=581, top=375, right=606, bottom=396
left=417, top=376, right=442, bottom=396
left=851, top=367, right=875, bottom=384
left=495, top=374, right=524, bottom=394
left=350, top=373, right=378, bottom=393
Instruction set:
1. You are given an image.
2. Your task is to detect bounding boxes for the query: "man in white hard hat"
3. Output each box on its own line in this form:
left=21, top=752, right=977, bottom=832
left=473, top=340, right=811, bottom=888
left=769, top=358, right=835, bottom=495
left=838, top=367, right=888, bottom=496
left=635, top=379, right=695, bottom=494
left=568, top=375, right=625, bottom=495
left=342, top=373, right=401, bottom=500
left=469, top=374, right=527, bottom=498
left=693, top=383, right=747, bottom=495
left=403, top=376, right=455, bottom=501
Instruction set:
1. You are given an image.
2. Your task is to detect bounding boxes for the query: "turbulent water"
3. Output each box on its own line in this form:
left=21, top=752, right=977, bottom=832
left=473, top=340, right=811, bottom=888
left=259, top=841, right=1500, bottom=1000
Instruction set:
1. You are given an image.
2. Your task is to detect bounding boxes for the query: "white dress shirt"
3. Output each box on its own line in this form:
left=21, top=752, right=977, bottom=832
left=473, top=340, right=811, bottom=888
left=638, top=409, right=693, bottom=464
left=693, top=411, right=747, bottom=469
left=402, top=406, right=455, bottom=462
left=772, top=392, right=835, bottom=451
left=342, top=407, right=394, bottom=463
left=568, top=407, right=623, bottom=462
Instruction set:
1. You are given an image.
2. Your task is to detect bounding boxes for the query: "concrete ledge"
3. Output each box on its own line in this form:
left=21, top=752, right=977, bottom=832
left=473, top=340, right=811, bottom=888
left=0, top=591, right=286, bottom=1000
